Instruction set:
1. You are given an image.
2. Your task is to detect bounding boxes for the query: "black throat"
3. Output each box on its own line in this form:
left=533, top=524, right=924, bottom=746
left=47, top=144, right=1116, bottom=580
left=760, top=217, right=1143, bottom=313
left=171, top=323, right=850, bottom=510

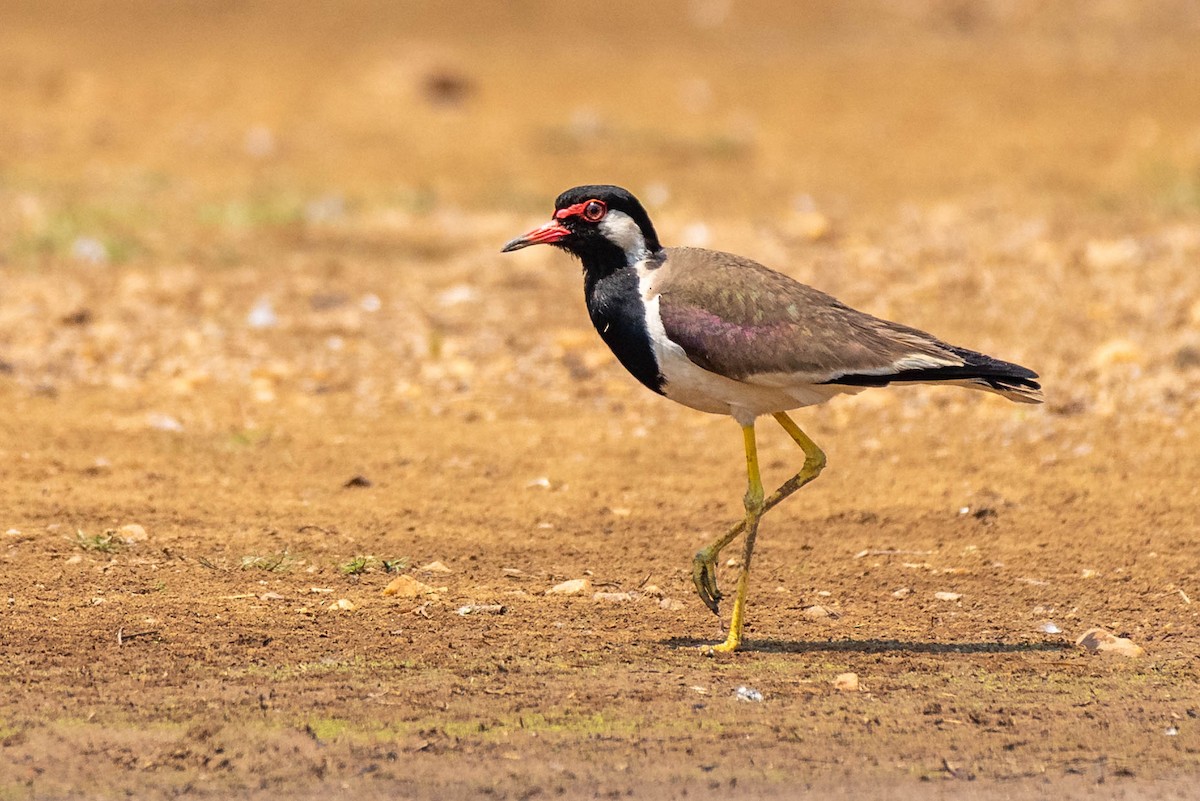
left=577, top=244, right=665, bottom=396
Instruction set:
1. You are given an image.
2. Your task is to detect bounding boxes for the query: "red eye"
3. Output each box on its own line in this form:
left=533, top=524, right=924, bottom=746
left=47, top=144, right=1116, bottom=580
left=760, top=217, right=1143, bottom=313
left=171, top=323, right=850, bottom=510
left=582, top=200, right=606, bottom=222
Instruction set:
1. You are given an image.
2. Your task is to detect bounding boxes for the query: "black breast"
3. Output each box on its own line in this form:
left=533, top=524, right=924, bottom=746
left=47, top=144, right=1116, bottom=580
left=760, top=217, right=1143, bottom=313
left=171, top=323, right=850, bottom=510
left=584, top=268, right=664, bottom=394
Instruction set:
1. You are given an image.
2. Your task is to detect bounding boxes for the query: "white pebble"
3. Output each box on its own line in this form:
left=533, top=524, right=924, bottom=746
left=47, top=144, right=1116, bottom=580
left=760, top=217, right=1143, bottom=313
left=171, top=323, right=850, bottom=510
left=546, top=578, right=589, bottom=595
left=247, top=297, right=278, bottom=329
left=734, top=686, right=763, bottom=703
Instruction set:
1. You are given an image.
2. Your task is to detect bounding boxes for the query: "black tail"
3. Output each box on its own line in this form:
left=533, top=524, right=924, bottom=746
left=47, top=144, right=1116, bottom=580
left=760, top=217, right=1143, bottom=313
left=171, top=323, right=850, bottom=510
left=826, top=346, right=1043, bottom=404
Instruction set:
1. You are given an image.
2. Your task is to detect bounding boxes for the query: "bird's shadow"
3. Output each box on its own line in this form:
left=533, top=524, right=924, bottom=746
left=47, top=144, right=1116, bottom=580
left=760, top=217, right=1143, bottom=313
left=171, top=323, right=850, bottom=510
left=664, top=637, right=1071, bottom=655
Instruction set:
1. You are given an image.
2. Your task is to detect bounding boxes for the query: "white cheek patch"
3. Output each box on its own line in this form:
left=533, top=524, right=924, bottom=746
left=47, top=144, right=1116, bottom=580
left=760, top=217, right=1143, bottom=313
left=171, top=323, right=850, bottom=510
left=598, top=210, right=649, bottom=264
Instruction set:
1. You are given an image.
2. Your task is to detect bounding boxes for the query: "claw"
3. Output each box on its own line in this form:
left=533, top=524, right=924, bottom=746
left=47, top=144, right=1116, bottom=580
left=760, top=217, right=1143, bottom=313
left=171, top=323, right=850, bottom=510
left=691, top=549, right=723, bottom=615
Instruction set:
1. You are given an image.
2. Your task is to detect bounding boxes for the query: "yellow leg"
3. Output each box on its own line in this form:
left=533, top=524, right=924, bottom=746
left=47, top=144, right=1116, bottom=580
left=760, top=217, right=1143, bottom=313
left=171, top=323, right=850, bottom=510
left=709, top=423, right=765, bottom=653
left=692, top=412, right=827, bottom=617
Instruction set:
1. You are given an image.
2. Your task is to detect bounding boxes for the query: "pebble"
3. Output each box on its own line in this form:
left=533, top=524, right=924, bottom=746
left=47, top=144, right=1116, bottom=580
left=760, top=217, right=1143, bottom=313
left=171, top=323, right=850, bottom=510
left=246, top=297, right=279, bottom=329
left=1076, top=627, right=1144, bottom=657
left=546, top=578, right=590, bottom=595
left=802, top=604, right=835, bottom=620
left=1039, top=621, right=1063, bottom=634
left=934, top=591, right=963, bottom=601
left=260, top=592, right=285, bottom=601
left=734, top=686, right=763, bottom=703
left=418, top=560, right=452, bottom=574
left=1084, top=238, right=1141, bottom=270
left=891, top=587, right=912, bottom=599
left=501, top=567, right=525, bottom=578
left=435, top=284, right=479, bottom=307
left=833, top=672, right=860, bottom=692
left=658, top=597, right=685, bottom=611
left=71, top=236, right=109, bottom=265
left=329, top=598, right=356, bottom=611
left=456, top=604, right=505, bottom=616
left=382, top=575, right=437, bottom=598
left=118, top=524, right=149, bottom=543
left=146, top=413, right=184, bottom=432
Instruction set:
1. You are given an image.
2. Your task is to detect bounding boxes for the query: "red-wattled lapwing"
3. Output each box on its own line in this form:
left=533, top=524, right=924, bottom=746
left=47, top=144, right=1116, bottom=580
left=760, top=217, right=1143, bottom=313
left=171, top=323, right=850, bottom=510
left=502, top=185, right=1042, bottom=653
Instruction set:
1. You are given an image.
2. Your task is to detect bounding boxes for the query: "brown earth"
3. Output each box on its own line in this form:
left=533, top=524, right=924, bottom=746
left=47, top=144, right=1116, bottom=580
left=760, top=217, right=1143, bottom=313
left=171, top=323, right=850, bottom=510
left=2, top=2, right=1200, bottom=799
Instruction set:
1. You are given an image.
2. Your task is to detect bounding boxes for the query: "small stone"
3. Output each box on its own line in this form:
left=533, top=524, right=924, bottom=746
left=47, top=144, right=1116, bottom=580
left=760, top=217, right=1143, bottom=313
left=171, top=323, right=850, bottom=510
left=343, top=475, right=373, bottom=488
left=724, top=557, right=742, bottom=568
left=734, top=686, right=763, bottom=703
left=891, top=587, right=912, bottom=599
left=260, top=592, right=286, bottom=601
left=658, top=597, right=685, bottom=611
left=435, top=284, right=478, bottom=307
left=328, top=598, right=356, bottom=611
left=146, top=413, right=184, bottom=432
left=501, top=568, right=525, bottom=578
left=71, top=236, right=108, bottom=265
left=456, top=604, right=505, bottom=616
left=934, top=591, right=962, bottom=602
left=546, top=578, right=590, bottom=595
left=833, top=672, right=860, bottom=692
left=1081, top=568, right=1100, bottom=579
left=1076, top=627, right=1144, bottom=657
left=418, top=560, right=452, bottom=574
left=1084, top=238, right=1141, bottom=270
left=246, top=297, right=278, bottom=329
left=802, top=604, right=835, bottom=620
left=382, top=575, right=437, bottom=598
left=117, top=524, right=148, bottom=543
left=1039, top=621, right=1063, bottom=634
left=642, top=584, right=663, bottom=597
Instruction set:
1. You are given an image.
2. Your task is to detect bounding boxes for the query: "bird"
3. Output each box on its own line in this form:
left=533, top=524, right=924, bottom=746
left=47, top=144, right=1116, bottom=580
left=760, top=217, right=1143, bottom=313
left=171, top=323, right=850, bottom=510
left=502, top=185, right=1042, bottom=653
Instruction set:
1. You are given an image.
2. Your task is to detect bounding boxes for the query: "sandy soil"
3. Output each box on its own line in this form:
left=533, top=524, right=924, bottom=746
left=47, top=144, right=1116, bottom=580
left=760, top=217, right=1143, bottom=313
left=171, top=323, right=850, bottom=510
left=2, top=2, right=1200, bottom=798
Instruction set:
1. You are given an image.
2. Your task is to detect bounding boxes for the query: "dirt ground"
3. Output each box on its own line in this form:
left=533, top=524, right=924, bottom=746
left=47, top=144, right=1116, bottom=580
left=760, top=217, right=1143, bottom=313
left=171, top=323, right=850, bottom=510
left=2, top=2, right=1200, bottom=798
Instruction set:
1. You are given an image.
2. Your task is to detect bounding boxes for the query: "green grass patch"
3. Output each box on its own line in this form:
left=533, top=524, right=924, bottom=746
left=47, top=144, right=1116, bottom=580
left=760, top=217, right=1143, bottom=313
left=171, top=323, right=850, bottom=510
left=73, top=529, right=123, bottom=553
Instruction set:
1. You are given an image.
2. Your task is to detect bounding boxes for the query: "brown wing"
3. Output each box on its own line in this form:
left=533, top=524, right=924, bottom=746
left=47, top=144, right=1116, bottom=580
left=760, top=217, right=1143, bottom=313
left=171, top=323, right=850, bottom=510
left=652, top=247, right=965, bottom=383
left=652, top=248, right=1042, bottom=402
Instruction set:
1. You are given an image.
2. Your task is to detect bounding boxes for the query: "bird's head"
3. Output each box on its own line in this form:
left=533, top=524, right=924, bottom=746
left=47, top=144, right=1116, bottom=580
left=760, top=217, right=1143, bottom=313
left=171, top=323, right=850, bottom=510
left=502, top=185, right=662, bottom=265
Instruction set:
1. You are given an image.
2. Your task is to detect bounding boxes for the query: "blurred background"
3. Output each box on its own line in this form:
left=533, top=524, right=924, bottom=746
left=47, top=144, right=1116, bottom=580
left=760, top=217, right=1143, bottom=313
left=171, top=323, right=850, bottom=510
left=2, top=0, right=1199, bottom=439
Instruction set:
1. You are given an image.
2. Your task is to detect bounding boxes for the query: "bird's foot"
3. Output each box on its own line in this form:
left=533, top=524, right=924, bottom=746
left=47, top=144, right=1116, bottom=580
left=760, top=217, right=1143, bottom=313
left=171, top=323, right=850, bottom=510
left=691, top=548, right=722, bottom=615
left=699, top=633, right=742, bottom=656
